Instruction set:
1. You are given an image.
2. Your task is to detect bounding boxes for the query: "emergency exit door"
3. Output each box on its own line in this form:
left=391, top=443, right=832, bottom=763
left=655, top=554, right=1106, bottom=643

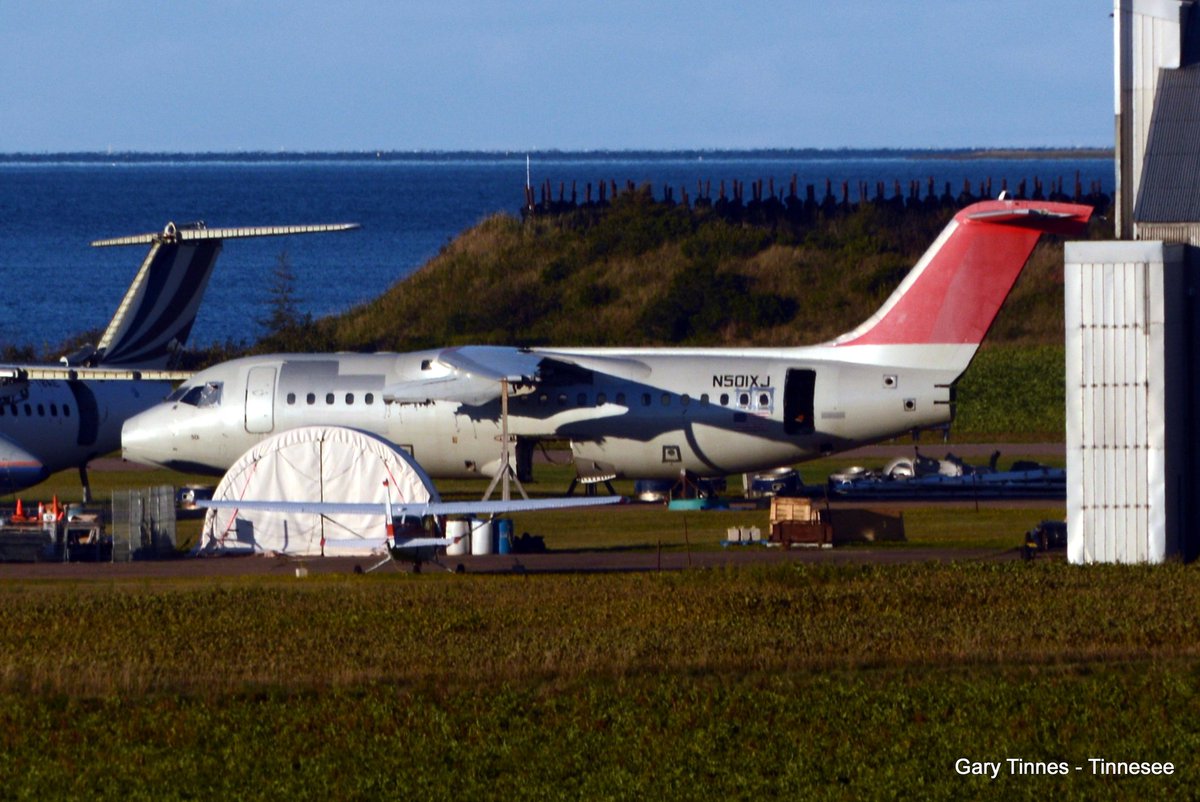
left=245, top=366, right=276, bottom=434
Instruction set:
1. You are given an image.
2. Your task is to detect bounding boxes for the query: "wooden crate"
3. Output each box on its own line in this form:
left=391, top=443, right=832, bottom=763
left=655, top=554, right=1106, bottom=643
left=770, top=520, right=833, bottom=548
left=770, top=496, right=814, bottom=524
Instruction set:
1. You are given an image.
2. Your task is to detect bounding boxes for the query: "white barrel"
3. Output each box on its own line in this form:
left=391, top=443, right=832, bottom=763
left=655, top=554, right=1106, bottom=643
left=445, top=519, right=471, bottom=556
left=470, top=519, right=494, bottom=556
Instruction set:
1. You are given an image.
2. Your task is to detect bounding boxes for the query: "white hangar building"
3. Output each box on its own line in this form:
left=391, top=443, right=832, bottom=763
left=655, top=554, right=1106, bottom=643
left=1067, top=0, right=1200, bottom=562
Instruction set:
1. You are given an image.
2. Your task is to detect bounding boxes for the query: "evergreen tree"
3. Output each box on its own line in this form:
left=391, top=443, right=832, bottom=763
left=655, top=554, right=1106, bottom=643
left=261, top=251, right=304, bottom=340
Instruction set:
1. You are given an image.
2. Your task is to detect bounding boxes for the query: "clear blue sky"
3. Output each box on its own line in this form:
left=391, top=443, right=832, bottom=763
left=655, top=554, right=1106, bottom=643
left=1, top=1, right=1112, bottom=152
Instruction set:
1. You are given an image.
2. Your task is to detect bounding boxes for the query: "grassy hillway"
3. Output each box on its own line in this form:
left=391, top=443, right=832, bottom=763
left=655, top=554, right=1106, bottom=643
left=285, top=190, right=1102, bottom=353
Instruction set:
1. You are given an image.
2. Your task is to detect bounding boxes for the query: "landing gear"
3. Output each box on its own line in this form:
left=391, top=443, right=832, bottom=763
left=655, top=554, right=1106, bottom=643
left=79, top=464, right=92, bottom=504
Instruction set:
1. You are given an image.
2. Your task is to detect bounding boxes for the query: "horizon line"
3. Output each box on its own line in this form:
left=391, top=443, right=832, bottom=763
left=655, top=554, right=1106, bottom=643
left=0, top=146, right=1115, bottom=161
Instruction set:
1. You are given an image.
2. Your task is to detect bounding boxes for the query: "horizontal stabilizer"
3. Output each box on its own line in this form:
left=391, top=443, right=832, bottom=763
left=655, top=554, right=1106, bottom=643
left=91, top=222, right=360, bottom=247
left=0, top=366, right=190, bottom=382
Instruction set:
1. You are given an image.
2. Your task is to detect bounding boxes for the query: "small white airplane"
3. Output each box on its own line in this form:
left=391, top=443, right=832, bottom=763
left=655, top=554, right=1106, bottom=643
left=198, top=479, right=623, bottom=571
left=123, top=199, right=1091, bottom=488
left=0, top=221, right=357, bottom=499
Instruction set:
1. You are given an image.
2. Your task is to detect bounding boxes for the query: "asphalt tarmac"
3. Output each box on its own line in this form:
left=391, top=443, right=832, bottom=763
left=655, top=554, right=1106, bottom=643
left=0, top=541, right=1041, bottom=581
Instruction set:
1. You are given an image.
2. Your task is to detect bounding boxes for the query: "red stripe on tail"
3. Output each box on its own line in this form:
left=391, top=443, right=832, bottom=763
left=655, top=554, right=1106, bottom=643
left=833, top=200, right=1092, bottom=348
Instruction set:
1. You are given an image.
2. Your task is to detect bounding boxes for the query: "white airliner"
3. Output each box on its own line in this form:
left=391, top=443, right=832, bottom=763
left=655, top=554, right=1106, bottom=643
left=0, top=221, right=357, bottom=499
left=122, top=199, right=1091, bottom=485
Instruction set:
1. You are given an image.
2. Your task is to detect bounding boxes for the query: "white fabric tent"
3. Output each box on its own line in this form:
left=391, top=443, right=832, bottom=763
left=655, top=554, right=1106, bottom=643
left=198, top=426, right=438, bottom=556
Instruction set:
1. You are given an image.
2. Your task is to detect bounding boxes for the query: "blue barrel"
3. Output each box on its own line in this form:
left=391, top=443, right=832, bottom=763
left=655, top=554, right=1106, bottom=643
left=497, top=518, right=513, bottom=554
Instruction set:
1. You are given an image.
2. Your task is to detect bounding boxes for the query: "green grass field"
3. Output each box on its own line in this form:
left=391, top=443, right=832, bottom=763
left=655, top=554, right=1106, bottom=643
left=0, top=563, right=1195, bottom=799
left=0, top=437, right=1095, bottom=799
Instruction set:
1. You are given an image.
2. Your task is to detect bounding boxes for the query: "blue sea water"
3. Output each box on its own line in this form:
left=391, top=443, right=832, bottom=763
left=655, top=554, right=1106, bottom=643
left=0, top=152, right=1112, bottom=351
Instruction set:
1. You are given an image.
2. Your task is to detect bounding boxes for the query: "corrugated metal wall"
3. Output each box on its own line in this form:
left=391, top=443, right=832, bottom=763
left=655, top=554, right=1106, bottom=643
left=1065, top=241, right=1185, bottom=563
left=1133, top=222, right=1200, bottom=245
left=1115, top=0, right=1191, bottom=237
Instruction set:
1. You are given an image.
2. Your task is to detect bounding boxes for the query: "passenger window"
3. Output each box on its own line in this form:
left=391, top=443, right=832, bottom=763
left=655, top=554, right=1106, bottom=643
left=365, top=393, right=374, bottom=405
left=700, top=394, right=709, bottom=404
left=615, top=392, right=626, bottom=405
left=37, top=404, right=44, bottom=417
left=287, top=393, right=296, bottom=405
left=23, top=404, right=31, bottom=416
left=681, top=395, right=690, bottom=406
left=306, top=393, right=316, bottom=405
left=596, top=393, right=607, bottom=405
left=576, top=393, right=587, bottom=406
left=326, top=393, right=335, bottom=405
left=63, top=404, right=70, bottom=417
left=739, top=393, right=750, bottom=408
left=642, top=393, right=651, bottom=407
left=50, top=404, right=57, bottom=416
left=720, top=394, right=729, bottom=406
left=346, top=393, right=355, bottom=405
left=557, top=394, right=567, bottom=406
left=660, top=394, right=671, bottom=406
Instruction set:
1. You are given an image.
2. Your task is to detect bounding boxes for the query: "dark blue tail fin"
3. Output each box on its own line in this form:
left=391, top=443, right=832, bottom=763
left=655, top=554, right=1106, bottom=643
left=88, top=222, right=358, bottom=369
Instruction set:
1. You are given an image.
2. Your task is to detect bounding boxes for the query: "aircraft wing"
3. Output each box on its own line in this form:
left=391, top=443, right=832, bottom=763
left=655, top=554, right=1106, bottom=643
left=382, top=346, right=542, bottom=405
left=382, top=345, right=651, bottom=405
left=197, top=495, right=624, bottom=517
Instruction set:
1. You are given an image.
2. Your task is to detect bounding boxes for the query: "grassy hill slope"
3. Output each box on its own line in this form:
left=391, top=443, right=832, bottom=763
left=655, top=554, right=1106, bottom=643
left=289, top=191, right=1099, bottom=353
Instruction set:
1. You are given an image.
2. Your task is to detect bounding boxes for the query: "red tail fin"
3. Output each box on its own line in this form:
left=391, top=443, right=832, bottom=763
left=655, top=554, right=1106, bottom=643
left=830, top=200, right=1092, bottom=348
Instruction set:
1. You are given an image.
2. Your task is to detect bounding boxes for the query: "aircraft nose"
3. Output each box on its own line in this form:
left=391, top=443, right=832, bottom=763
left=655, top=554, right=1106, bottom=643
left=121, top=406, right=172, bottom=468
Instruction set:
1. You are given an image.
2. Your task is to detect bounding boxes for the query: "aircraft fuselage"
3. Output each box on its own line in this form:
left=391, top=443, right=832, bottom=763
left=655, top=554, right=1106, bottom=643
left=0, top=379, right=171, bottom=494
left=122, top=348, right=958, bottom=480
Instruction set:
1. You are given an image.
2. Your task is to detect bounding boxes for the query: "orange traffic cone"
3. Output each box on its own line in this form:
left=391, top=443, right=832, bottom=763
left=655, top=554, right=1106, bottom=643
left=13, top=499, right=23, bottom=520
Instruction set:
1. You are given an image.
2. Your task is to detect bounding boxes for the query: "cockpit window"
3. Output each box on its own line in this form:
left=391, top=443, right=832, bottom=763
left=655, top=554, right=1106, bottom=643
left=178, top=381, right=223, bottom=408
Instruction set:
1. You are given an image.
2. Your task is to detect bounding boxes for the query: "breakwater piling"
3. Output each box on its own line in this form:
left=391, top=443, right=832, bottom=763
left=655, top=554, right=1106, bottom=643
left=522, top=172, right=1110, bottom=222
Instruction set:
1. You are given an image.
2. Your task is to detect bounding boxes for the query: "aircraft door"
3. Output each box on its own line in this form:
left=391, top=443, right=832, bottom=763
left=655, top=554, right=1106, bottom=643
left=784, top=369, right=815, bottom=435
left=245, top=367, right=277, bottom=434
